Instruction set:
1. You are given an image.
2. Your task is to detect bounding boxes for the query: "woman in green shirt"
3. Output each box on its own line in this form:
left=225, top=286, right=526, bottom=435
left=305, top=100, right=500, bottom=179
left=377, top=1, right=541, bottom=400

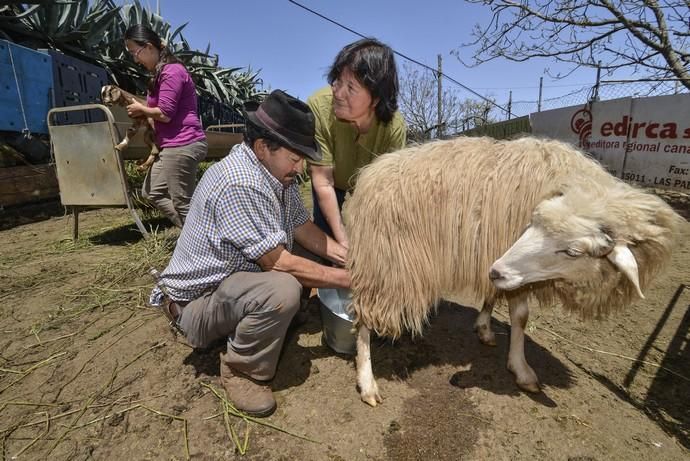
left=308, top=38, right=407, bottom=248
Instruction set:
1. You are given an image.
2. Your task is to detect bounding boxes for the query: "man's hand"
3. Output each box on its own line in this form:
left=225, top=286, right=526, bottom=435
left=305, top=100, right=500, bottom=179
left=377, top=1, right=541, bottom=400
left=257, top=245, right=350, bottom=289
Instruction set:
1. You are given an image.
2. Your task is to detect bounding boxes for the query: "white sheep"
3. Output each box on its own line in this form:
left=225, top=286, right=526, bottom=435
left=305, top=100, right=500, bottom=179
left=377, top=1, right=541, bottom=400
left=343, top=136, right=685, bottom=406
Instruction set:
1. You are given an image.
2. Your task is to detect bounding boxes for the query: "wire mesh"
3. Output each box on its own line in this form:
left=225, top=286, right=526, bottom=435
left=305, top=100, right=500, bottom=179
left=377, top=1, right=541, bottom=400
left=492, top=79, right=687, bottom=121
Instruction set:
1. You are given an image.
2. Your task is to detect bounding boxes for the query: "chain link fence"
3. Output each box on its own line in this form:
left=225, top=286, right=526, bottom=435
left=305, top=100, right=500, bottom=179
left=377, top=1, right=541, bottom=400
left=493, top=79, right=688, bottom=121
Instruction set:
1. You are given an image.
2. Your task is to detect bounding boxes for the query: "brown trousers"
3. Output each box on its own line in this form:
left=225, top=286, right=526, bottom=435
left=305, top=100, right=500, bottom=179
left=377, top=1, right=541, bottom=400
left=178, top=271, right=301, bottom=381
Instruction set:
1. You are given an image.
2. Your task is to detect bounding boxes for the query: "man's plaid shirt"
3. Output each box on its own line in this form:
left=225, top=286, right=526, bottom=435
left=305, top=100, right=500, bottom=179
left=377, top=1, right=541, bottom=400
left=150, top=142, right=309, bottom=305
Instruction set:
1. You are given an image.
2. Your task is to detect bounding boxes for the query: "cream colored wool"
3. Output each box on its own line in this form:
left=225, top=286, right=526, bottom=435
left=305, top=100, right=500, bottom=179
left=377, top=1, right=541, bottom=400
left=344, top=136, right=685, bottom=339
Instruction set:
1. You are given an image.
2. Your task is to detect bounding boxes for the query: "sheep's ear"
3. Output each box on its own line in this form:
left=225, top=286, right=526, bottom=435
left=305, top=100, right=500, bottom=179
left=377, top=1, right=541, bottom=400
left=606, top=244, right=644, bottom=299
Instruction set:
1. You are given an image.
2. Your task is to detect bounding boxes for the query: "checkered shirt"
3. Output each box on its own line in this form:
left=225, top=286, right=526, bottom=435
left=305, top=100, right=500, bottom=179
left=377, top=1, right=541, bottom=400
left=149, top=142, right=309, bottom=305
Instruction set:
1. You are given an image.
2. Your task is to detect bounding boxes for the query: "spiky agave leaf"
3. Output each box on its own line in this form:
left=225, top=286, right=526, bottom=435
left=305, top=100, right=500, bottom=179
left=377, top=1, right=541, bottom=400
left=0, top=0, right=265, bottom=124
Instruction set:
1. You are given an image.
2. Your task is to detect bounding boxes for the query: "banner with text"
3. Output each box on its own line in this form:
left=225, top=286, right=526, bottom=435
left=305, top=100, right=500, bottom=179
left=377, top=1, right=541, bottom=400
left=530, top=93, right=690, bottom=191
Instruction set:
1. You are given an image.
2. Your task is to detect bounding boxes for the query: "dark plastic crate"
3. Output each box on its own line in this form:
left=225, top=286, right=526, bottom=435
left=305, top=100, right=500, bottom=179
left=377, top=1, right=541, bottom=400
left=44, top=50, right=109, bottom=124
left=0, top=40, right=53, bottom=134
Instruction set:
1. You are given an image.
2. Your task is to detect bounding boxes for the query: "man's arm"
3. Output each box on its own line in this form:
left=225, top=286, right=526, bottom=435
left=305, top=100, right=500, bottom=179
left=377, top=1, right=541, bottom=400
left=293, top=220, right=347, bottom=267
left=256, top=245, right=350, bottom=289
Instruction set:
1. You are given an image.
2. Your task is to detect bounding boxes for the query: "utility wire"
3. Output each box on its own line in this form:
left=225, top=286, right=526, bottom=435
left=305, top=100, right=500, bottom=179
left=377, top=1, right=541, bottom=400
left=287, top=0, right=509, bottom=115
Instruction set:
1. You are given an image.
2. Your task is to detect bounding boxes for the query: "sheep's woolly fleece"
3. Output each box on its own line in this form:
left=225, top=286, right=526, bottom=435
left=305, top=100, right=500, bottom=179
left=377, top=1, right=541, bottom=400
left=343, top=136, right=685, bottom=339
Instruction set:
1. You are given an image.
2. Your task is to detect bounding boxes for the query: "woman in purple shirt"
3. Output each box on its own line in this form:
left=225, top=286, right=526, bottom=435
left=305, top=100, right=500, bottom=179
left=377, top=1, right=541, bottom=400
left=124, top=25, right=207, bottom=228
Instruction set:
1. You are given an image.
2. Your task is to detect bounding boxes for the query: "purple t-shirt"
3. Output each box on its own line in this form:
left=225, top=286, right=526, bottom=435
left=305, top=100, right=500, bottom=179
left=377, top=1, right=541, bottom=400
left=147, top=63, right=206, bottom=148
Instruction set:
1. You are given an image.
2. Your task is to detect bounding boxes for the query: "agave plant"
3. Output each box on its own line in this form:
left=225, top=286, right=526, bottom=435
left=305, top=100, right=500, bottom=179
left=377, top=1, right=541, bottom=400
left=0, top=0, right=264, bottom=125
left=0, top=0, right=121, bottom=65
left=109, top=0, right=265, bottom=120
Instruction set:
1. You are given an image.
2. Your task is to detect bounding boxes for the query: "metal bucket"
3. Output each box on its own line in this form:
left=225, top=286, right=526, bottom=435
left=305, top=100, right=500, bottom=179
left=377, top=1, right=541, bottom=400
left=317, top=288, right=356, bottom=355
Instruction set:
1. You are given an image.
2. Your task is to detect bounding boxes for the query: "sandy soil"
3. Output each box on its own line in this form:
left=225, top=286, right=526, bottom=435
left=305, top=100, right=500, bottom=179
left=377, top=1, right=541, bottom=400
left=0, top=191, right=688, bottom=460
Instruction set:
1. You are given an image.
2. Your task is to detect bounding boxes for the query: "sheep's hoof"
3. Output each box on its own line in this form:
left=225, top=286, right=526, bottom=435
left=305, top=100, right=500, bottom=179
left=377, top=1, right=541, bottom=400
left=475, top=325, right=497, bottom=346
left=513, top=370, right=541, bottom=393
left=360, top=384, right=383, bottom=407
left=361, top=392, right=382, bottom=407
left=508, top=362, right=540, bottom=393
left=517, top=380, right=541, bottom=393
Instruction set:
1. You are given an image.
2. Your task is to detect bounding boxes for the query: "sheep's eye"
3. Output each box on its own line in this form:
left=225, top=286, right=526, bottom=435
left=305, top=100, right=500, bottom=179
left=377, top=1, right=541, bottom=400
left=557, top=248, right=583, bottom=258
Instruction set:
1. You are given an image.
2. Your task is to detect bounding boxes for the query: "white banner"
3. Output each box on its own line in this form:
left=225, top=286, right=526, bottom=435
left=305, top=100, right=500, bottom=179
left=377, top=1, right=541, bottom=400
left=530, top=94, right=690, bottom=192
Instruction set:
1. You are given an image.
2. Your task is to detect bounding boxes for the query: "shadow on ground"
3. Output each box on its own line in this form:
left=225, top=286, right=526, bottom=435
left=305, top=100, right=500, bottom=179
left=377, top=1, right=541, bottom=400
left=574, top=284, right=690, bottom=449
left=0, top=199, right=65, bottom=231
left=88, top=215, right=174, bottom=245
left=268, top=300, right=574, bottom=401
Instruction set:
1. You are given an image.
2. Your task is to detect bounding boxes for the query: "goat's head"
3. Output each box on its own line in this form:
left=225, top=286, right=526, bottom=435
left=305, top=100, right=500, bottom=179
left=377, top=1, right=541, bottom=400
left=101, top=85, right=127, bottom=106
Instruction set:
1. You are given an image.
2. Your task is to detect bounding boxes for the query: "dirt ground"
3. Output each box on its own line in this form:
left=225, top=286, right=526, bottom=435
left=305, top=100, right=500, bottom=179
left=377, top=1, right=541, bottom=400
left=0, top=190, right=688, bottom=461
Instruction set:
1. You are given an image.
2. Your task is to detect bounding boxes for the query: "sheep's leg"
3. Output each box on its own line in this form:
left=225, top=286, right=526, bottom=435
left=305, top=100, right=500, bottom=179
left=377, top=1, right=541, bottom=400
left=473, top=298, right=496, bottom=346
left=506, top=293, right=540, bottom=392
left=356, top=325, right=382, bottom=406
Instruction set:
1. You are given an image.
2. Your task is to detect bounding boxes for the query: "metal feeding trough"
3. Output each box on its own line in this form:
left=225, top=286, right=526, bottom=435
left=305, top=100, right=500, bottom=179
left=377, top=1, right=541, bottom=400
left=317, top=288, right=356, bottom=355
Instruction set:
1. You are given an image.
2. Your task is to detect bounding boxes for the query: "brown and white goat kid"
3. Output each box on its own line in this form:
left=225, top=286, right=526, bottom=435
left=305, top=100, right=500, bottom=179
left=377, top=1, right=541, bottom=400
left=100, top=85, right=159, bottom=171
left=343, top=136, right=685, bottom=406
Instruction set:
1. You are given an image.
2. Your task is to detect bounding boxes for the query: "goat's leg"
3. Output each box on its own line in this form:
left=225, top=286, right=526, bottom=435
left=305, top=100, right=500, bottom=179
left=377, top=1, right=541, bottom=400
left=114, top=135, right=131, bottom=151
left=136, top=125, right=159, bottom=172
left=356, top=324, right=382, bottom=406
left=506, top=292, right=540, bottom=392
left=136, top=151, right=158, bottom=171
left=473, top=298, right=496, bottom=346
left=115, top=125, right=137, bottom=152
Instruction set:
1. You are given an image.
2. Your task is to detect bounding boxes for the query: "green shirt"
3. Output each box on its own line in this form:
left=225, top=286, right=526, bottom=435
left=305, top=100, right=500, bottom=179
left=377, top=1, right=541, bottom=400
left=307, top=86, right=407, bottom=191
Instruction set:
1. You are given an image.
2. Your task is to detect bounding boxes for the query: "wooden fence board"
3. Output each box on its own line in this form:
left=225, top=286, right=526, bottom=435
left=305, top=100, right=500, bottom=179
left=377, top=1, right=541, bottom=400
left=0, top=164, right=59, bottom=207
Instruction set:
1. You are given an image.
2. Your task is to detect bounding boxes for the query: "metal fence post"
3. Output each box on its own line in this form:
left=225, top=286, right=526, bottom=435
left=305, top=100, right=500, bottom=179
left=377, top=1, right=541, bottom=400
left=593, top=62, right=602, bottom=102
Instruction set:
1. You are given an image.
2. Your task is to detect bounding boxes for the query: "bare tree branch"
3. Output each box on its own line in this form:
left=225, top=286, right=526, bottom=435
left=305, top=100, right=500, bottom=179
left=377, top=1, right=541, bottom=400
left=398, top=63, right=496, bottom=140
left=457, top=1, right=690, bottom=90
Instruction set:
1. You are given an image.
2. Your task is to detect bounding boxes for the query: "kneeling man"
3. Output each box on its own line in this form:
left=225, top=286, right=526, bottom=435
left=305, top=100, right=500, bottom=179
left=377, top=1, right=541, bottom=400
left=150, top=90, right=350, bottom=417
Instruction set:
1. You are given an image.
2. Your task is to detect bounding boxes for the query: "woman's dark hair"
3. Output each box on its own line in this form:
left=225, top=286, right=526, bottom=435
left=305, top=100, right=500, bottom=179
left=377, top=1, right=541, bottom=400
left=124, top=24, right=183, bottom=93
left=327, top=38, right=399, bottom=124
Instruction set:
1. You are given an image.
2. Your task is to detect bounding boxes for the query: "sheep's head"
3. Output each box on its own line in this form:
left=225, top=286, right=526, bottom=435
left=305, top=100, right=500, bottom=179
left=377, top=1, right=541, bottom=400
left=488, top=187, right=649, bottom=308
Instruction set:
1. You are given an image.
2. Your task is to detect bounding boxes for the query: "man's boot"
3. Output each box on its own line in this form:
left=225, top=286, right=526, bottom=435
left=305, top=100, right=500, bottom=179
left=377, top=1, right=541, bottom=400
left=219, top=353, right=276, bottom=417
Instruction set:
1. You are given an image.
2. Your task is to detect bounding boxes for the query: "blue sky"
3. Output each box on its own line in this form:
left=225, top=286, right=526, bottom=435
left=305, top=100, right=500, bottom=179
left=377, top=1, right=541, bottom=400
left=152, top=0, right=605, bottom=115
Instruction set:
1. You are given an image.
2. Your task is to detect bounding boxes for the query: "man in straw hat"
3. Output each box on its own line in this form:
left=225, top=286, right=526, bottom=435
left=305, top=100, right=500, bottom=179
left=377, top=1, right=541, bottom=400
left=150, top=90, right=350, bottom=417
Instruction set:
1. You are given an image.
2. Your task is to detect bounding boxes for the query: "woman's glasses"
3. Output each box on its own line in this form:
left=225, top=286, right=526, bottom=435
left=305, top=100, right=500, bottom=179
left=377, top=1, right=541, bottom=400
left=129, top=46, right=146, bottom=59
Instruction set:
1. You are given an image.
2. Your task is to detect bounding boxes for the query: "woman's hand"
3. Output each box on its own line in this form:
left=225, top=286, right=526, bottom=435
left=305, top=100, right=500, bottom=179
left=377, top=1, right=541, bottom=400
left=126, top=99, right=147, bottom=118
left=311, top=165, right=349, bottom=243
left=334, top=225, right=349, bottom=251
left=126, top=101, right=171, bottom=123
left=328, top=238, right=348, bottom=267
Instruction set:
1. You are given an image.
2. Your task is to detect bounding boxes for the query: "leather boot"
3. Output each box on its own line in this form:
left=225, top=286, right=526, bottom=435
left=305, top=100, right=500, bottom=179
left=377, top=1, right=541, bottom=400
left=219, top=353, right=276, bottom=417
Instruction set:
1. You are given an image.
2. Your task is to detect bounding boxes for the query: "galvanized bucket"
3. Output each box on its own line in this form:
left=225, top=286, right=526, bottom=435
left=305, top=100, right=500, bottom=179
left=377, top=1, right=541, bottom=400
left=317, top=288, right=356, bottom=355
